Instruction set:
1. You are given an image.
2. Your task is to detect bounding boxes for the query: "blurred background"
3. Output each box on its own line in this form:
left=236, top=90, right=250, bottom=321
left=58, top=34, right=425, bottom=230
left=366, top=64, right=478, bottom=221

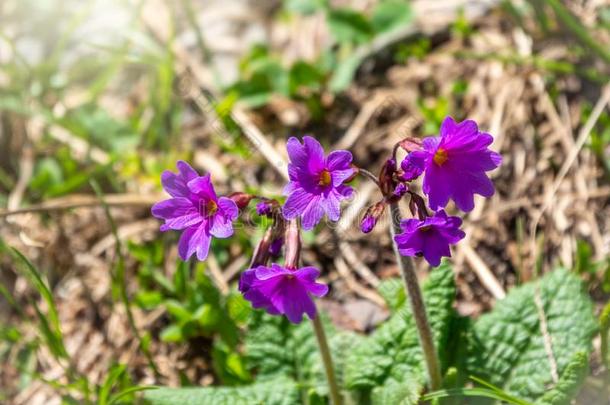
left=1, top=0, right=610, bottom=403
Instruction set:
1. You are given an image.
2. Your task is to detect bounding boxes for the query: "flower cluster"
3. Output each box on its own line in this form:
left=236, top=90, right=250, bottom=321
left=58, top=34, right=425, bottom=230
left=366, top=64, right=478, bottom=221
left=152, top=117, right=501, bottom=322
left=361, top=116, right=501, bottom=266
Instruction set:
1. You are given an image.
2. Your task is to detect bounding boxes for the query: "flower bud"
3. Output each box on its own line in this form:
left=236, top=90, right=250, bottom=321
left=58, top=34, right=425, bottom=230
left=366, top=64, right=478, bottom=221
left=228, top=192, right=255, bottom=210
left=379, top=158, right=397, bottom=197
left=397, top=137, right=423, bottom=153
left=360, top=201, right=386, bottom=234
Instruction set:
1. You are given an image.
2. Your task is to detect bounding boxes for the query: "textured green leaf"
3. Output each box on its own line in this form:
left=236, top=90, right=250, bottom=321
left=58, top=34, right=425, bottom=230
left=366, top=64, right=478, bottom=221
left=377, top=278, right=406, bottom=312
left=143, top=377, right=299, bottom=405
left=468, top=268, right=597, bottom=401
left=535, top=351, right=589, bottom=405
left=245, top=311, right=363, bottom=402
left=345, top=263, right=456, bottom=403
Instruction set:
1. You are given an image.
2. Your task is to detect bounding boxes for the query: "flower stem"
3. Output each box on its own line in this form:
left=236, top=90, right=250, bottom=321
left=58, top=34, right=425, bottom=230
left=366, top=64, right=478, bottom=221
left=311, top=313, right=342, bottom=405
left=388, top=201, right=442, bottom=391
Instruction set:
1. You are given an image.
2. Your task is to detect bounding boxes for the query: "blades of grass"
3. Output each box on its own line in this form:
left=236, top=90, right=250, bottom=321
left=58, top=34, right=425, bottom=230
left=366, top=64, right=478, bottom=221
left=0, top=242, right=68, bottom=360
left=469, top=376, right=533, bottom=405
left=107, top=385, right=159, bottom=405
left=546, top=0, right=610, bottom=64
left=98, top=364, right=127, bottom=405
left=422, top=387, right=533, bottom=405
left=90, top=180, right=160, bottom=377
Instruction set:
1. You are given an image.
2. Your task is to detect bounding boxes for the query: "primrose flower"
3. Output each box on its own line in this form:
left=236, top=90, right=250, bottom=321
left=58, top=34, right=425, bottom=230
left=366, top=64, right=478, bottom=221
left=283, top=136, right=354, bottom=230
left=400, top=117, right=502, bottom=212
left=152, top=161, right=238, bottom=261
left=239, top=264, right=328, bottom=323
left=394, top=210, right=465, bottom=267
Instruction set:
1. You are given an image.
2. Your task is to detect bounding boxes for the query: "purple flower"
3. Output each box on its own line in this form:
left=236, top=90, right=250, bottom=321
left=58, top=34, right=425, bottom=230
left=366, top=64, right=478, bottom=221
left=239, top=264, right=328, bottom=323
left=394, top=210, right=465, bottom=267
left=282, top=136, right=354, bottom=230
left=361, top=215, right=376, bottom=234
left=400, top=117, right=502, bottom=212
left=151, top=161, right=238, bottom=261
left=256, top=200, right=273, bottom=216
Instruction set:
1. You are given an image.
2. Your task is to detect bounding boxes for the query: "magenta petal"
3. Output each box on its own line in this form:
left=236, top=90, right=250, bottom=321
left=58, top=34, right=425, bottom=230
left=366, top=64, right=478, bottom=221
left=321, top=191, right=341, bottom=222
left=326, top=150, right=352, bottom=170
left=151, top=197, right=196, bottom=220
left=401, top=150, right=428, bottom=181
left=330, top=168, right=354, bottom=187
left=280, top=280, right=317, bottom=324
left=177, top=161, right=198, bottom=182
left=217, top=197, right=239, bottom=220
left=302, top=197, right=324, bottom=230
left=161, top=171, right=190, bottom=198
left=423, top=164, right=451, bottom=210
left=178, top=224, right=211, bottom=261
left=255, top=264, right=289, bottom=280
left=160, top=213, right=202, bottom=231
left=209, top=214, right=234, bottom=238
left=286, top=137, right=309, bottom=168
left=187, top=174, right=217, bottom=201
left=303, top=136, right=325, bottom=173
left=283, top=188, right=314, bottom=220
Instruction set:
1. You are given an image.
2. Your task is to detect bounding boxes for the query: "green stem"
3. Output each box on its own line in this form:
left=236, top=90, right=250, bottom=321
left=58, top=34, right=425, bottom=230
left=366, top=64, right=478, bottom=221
left=388, top=202, right=442, bottom=391
left=311, top=314, right=342, bottom=405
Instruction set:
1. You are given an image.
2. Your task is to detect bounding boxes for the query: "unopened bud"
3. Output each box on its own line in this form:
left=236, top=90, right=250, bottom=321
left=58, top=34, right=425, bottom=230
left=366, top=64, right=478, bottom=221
left=228, top=192, right=255, bottom=210
left=379, top=158, right=397, bottom=197
left=397, top=137, right=423, bottom=153
left=360, top=201, right=386, bottom=234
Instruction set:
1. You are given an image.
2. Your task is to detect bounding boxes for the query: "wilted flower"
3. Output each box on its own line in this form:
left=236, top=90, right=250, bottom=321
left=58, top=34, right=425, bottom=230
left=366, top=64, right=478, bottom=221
left=282, top=136, right=354, bottom=230
left=394, top=210, right=465, bottom=267
left=400, top=116, right=502, bottom=212
left=239, top=264, right=328, bottom=323
left=151, top=161, right=238, bottom=261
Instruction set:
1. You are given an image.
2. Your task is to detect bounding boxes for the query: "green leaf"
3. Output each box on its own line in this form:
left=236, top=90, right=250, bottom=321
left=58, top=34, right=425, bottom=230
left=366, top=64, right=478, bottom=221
left=345, top=263, right=456, bottom=403
left=245, top=311, right=362, bottom=402
left=329, top=53, right=363, bottom=92
left=535, top=352, right=589, bottom=405
left=468, top=268, right=597, bottom=401
left=143, top=377, right=299, bottom=405
left=327, top=9, right=374, bottom=44
left=371, top=0, right=413, bottom=34
left=159, top=325, right=183, bottom=343
left=377, top=278, right=406, bottom=312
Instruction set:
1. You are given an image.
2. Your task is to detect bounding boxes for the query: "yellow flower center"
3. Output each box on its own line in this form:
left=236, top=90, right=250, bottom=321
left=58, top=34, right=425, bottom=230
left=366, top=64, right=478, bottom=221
left=318, top=169, right=332, bottom=186
left=205, top=200, right=218, bottom=217
left=419, top=225, right=432, bottom=232
left=433, top=148, right=448, bottom=166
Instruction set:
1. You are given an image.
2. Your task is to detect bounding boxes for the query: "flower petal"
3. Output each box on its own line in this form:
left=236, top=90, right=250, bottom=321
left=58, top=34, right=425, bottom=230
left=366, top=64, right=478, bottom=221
left=151, top=197, right=196, bottom=220
left=331, top=168, right=354, bottom=187
left=217, top=197, right=239, bottom=220
left=283, top=188, right=314, bottom=220
left=209, top=213, right=234, bottom=238
left=177, top=224, right=211, bottom=261
left=187, top=174, right=217, bottom=201
left=279, top=279, right=317, bottom=324
left=326, top=150, right=352, bottom=171
left=286, top=137, right=308, bottom=168
left=321, top=190, right=341, bottom=222
left=400, top=150, right=428, bottom=181
left=303, top=136, right=325, bottom=173
left=302, top=196, right=324, bottom=230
